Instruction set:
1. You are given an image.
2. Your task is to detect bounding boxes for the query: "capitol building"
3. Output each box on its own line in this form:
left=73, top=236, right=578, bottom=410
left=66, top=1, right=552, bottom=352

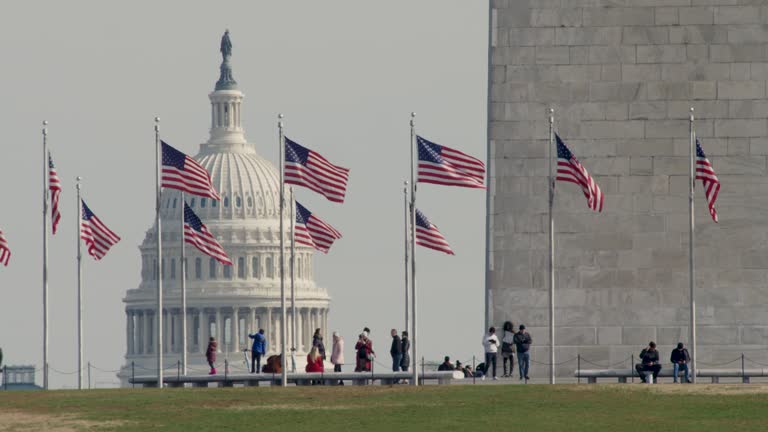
left=118, top=32, right=330, bottom=385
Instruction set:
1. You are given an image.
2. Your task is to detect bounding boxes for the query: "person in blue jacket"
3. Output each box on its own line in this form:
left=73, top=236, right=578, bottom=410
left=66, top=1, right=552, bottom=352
left=248, top=329, right=267, bottom=373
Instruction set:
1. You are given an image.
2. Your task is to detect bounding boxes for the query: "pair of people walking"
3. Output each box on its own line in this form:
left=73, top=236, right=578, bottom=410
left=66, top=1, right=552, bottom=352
left=483, top=323, right=532, bottom=381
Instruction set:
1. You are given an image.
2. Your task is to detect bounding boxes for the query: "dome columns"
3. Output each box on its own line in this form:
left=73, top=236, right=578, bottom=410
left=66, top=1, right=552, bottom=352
left=207, top=90, right=246, bottom=148
left=124, top=305, right=329, bottom=358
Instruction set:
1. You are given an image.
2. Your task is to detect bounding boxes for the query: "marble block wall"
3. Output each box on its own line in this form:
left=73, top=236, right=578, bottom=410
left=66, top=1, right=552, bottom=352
left=488, top=0, right=768, bottom=376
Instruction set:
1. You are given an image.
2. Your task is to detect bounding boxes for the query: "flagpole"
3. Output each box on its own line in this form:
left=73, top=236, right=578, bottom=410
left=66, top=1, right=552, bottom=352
left=42, top=120, right=49, bottom=390
left=290, top=187, right=297, bottom=373
left=484, top=0, right=493, bottom=337
left=548, top=108, right=556, bottom=385
left=409, top=112, right=418, bottom=386
left=180, top=191, right=187, bottom=376
left=403, top=180, right=409, bottom=334
left=155, top=117, right=164, bottom=388
left=278, top=113, right=288, bottom=387
left=689, top=107, right=697, bottom=383
left=76, top=177, right=83, bottom=390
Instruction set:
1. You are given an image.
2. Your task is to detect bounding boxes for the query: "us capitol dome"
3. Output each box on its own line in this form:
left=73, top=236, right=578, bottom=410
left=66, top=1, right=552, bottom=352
left=118, top=31, right=330, bottom=385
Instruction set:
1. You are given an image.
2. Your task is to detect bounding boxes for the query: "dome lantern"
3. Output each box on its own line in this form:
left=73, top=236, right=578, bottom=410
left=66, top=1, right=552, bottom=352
left=206, top=30, right=247, bottom=152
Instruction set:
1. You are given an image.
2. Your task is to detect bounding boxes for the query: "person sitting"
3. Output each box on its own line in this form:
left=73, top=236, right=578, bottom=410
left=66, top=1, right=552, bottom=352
left=438, top=356, right=454, bottom=371
left=262, top=354, right=283, bottom=374
left=305, top=346, right=325, bottom=373
left=670, top=342, right=692, bottom=383
left=635, top=341, right=662, bottom=383
left=474, top=362, right=486, bottom=378
left=462, top=365, right=475, bottom=378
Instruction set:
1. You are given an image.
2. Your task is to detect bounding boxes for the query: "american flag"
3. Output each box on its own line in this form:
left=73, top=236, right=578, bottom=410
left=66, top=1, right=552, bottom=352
left=0, top=229, right=10, bottom=267
left=162, top=141, right=221, bottom=200
left=81, top=200, right=121, bottom=260
left=184, top=202, right=232, bottom=265
left=417, top=136, right=485, bottom=189
left=294, top=201, right=342, bottom=254
left=285, top=138, right=350, bottom=203
left=556, top=134, right=604, bottom=212
left=696, top=139, right=720, bottom=223
left=415, top=208, right=454, bottom=255
left=49, top=153, right=62, bottom=235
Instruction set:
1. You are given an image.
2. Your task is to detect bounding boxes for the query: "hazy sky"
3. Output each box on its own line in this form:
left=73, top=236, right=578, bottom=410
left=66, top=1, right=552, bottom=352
left=0, top=1, right=488, bottom=388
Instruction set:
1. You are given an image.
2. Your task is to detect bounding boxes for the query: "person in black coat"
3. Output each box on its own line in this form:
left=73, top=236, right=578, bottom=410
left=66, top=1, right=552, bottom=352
left=312, top=328, right=326, bottom=360
left=437, top=356, right=454, bottom=371
left=390, top=329, right=403, bottom=372
left=400, top=331, right=410, bottom=373
left=670, top=342, right=691, bottom=383
left=635, top=342, right=662, bottom=383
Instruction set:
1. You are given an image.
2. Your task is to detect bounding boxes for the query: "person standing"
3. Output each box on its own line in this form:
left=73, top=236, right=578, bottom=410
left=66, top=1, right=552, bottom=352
left=670, top=342, right=692, bottom=384
left=247, top=329, right=267, bottom=374
left=330, top=331, right=345, bottom=385
left=513, top=324, right=532, bottom=382
left=501, top=321, right=516, bottom=378
left=355, top=333, right=374, bottom=372
left=635, top=342, right=662, bottom=383
left=482, top=327, right=499, bottom=381
left=331, top=331, right=344, bottom=372
left=312, top=328, right=326, bottom=360
left=390, top=329, right=402, bottom=383
left=400, top=331, right=410, bottom=383
left=206, top=337, right=218, bottom=375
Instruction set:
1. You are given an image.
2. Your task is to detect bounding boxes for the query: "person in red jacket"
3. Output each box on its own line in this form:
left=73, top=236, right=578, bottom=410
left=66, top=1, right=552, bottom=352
left=306, top=346, right=325, bottom=373
left=355, top=333, right=374, bottom=372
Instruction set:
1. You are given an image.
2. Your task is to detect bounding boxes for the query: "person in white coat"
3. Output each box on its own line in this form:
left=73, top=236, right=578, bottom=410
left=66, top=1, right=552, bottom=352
left=330, top=331, right=345, bottom=385
left=482, top=327, right=499, bottom=380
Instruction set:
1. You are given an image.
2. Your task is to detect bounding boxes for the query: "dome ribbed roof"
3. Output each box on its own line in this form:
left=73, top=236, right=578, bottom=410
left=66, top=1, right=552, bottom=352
left=194, top=148, right=281, bottom=220
left=159, top=146, right=282, bottom=222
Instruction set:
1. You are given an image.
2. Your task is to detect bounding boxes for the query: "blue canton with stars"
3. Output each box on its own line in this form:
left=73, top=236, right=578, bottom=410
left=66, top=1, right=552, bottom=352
left=295, top=201, right=312, bottom=224
left=285, top=138, right=310, bottom=165
left=183, top=202, right=206, bottom=233
left=417, top=136, right=444, bottom=164
left=696, top=139, right=707, bottom=158
left=415, top=208, right=431, bottom=229
left=81, top=200, right=96, bottom=221
left=555, top=134, right=573, bottom=160
left=162, top=141, right=188, bottom=170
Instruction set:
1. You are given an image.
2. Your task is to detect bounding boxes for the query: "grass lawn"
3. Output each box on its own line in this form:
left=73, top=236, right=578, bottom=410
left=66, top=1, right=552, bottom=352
left=1, top=384, right=767, bottom=431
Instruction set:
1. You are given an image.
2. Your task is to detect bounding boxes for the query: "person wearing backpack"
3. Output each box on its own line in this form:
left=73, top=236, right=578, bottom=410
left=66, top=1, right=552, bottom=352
left=501, top=321, right=516, bottom=378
